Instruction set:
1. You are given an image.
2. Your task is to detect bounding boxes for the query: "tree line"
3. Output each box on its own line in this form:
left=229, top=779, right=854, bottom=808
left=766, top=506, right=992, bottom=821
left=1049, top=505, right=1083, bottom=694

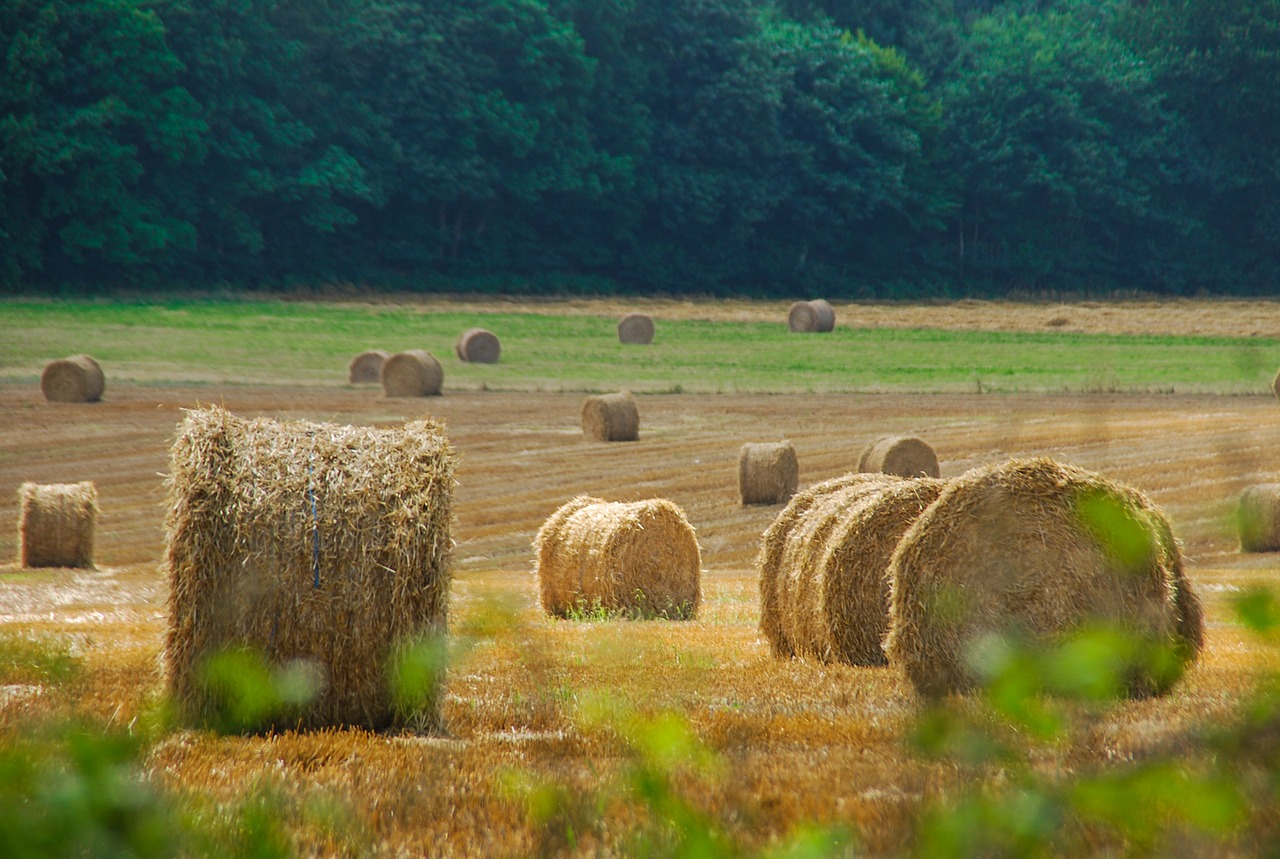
left=2, top=0, right=1277, bottom=297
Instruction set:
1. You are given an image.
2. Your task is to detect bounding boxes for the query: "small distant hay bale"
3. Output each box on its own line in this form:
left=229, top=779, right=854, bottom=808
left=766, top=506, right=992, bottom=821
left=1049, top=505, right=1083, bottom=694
left=757, top=473, right=902, bottom=656
left=787, top=300, right=836, bottom=333
left=1239, top=484, right=1280, bottom=552
left=739, top=441, right=799, bottom=506
left=381, top=350, right=443, bottom=397
left=858, top=435, right=940, bottom=479
left=348, top=350, right=390, bottom=384
left=1271, top=368, right=1280, bottom=398
left=455, top=328, right=501, bottom=363
left=163, top=406, right=456, bottom=731
left=18, top=481, right=98, bottom=569
left=884, top=458, right=1203, bottom=699
left=581, top=391, right=639, bottom=442
left=534, top=496, right=701, bottom=619
left=41, top=355, right=105, bottom=403
left=618, top=313, right=655, bottom=345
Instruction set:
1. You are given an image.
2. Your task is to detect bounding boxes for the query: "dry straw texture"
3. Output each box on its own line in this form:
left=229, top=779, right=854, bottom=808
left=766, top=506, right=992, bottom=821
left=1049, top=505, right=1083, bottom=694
left=381, top=350, right=443, bottom=397
left=19, top=481, right=98, bottom=569
left=757, top=473, right=901, bottom=656
left=885, top=457, right=1203, bottom=698
left=40, top=355, right=105, bottom=403
left=534, top=496, right=702, bottom=619
left=787, top=300, right=835, bottom=333
left=1239, top=484, right=1280, bottom=552
left=163, top=406, right=456, bottom=731
left=455, top=328, right=501, bottom=363
left=617, top=313, right=656, bottom=344
left=1272, top=368, right=1280, bottom=398
left=581, top=391, right=640, bottom=442
left=859, top=435, right=940, bottom=479
left=739, top=441, right=800, bottom=506
left=348, top=350, right=390, bottom=384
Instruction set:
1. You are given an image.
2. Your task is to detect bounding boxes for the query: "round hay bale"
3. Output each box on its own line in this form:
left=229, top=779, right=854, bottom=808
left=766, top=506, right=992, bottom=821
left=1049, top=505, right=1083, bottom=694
left=739, top=441, right=800, bottom=506
left=163, top=406, right=456, bottom=732
left=1239, top=484, right=1280, bottom=552
left=787, top=299, right=835, bottom=333
left=581, top=391, right=639, bottom=442
left=18, top=481, right=98, bottom=569
left=381, top=350, right=443, bottom=397
left=40, top=355, right=105, bottom=403
left=348, top=350, right=391, bottom=384
left=814, top=479, right=947, bottom=665
left=534, top=496, right=701, bottom=619
left=884, top=457, right=1202, bottom=699
left=455, top=328, right=501, bottom=363
left=617, top=313, right=655, bottom=345
left=756, top=472, right=902, bottom=656
left=859, top=435, right=940, bottom=479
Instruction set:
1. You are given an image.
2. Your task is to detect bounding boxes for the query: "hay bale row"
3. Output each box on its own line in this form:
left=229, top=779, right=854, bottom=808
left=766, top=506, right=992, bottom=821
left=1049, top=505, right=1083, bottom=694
left=534, top=496, right=701, bottom=619
left=759, top=457, right=1204, bottom=699
left=788, top=300, right=835, bottom=333
left=381, top=350, right=443, bottom=397
left=163, top=406, right=456, bottom=731
left=18, top=481, right=98, bottom=569
left=1239, top=484, right=1280, bottom=552
left=582, top=391, right=639, bottom=441
left=41, top=355, right=105, bottom=403
left=859, top=435, right=940, bottom=479
left=739, top=441, right=799, bottom=506
left=455, top=328, right=501, bottom=363
left=884, top=458, right=1203, bottom=698
left=757, top=473, right=901, bottom=656
left=759, top=475, right=943, bottom=663
left=618, top=313, right=655, bottom=345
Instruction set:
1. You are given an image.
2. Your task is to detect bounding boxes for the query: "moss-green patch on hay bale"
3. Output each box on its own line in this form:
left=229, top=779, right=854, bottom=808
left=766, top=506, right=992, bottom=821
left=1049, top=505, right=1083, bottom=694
left=617, top=313, right=656, bottom=345
left=18, top=481, right=98, bottom=569
left=534, top=496, right=701, bottom=619
left=885, top=457, right=1202, bottom=699
left=581, top=391, right=639, bottom=442
left=41, top=355, right=105, bottom=403
left=739, top=441, right=799, bottom=506
left=756, top=473, right=901, bottom=656
left=163, top=406, right=456, bottom=731
left=787, top=300, right=835, bottom=333
left=455, top=328, right=501, bottom=363
left=381, top=350, right=443, bottom=397
left=1239, top=484, right=1280, bottom=552
left=858, top=435, right=940, bottom=479
left=348, top=350, right=391, bottom=384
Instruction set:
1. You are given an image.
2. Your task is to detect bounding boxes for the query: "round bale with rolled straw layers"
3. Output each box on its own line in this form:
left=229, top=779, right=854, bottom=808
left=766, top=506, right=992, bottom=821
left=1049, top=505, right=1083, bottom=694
left=41, top=355, right=105, bottom=403
left=534, top=496, right=701, bottom=619
left=884, top=457, right=1204, bottom=699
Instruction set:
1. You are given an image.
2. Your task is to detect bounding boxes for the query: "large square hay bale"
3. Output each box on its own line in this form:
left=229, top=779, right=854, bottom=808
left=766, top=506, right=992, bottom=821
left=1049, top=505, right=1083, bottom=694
left=163, top=406, right=455, bottom=731
left=534, top=496, right=701, bottom=619
left=884, top=458, right=1203, bottom=698
left=18, top=481, right=98, bottom=568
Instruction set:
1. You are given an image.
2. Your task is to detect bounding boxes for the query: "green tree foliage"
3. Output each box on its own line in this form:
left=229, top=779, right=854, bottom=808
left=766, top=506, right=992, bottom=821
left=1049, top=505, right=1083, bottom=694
left=1116, top=0, right=1280, bottom=293
left=0, top=0, right=204, bottom=286
left=939, top=4, right=1198, bottom=292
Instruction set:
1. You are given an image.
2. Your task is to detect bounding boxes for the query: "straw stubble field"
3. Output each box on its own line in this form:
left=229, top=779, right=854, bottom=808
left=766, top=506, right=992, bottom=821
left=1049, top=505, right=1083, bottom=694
left=3, top=299, right=1280, bottom=855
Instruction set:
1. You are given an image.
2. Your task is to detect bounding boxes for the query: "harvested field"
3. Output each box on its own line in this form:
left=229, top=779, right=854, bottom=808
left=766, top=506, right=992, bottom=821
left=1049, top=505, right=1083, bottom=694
left=3, top=297, right=1280, bottom=856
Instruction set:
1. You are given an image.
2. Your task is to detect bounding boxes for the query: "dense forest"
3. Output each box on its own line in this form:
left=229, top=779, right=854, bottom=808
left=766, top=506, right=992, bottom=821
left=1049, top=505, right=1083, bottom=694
left=2, top=0, right=1278, bottom=297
